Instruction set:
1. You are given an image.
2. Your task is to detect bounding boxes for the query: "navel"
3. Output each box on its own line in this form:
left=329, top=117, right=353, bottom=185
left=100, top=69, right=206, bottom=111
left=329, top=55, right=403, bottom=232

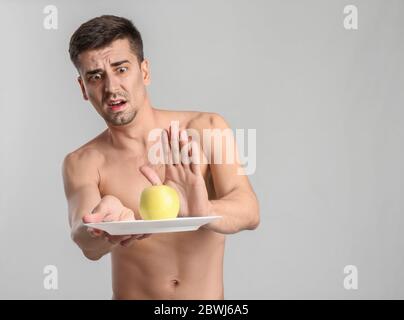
left=171, top=279, right=180, bottom=287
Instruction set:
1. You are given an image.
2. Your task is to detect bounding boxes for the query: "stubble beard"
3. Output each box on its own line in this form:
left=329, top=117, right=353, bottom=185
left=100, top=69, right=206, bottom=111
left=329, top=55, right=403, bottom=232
left=105, top=107, right=137, bottom=126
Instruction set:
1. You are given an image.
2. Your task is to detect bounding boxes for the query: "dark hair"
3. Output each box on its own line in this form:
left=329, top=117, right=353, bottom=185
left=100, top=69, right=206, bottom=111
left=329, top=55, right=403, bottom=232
left=69, top=15, right=144, bottom=69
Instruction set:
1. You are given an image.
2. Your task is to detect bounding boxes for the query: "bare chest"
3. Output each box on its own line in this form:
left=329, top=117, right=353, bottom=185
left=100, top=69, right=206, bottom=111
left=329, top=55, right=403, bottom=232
left=98, top=153, right=153, bottom=217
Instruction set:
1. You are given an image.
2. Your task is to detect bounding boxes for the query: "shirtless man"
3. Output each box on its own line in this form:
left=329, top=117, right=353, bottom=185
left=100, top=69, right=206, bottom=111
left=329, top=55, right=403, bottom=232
left=62, top=15, right=260, bottom=299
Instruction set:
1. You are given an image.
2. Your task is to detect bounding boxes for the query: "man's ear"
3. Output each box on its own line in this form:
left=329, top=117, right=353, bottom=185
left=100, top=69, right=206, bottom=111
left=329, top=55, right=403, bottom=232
left=141, top=59, right=151, bottom=86
left=77, top=76, right=89, bottom=100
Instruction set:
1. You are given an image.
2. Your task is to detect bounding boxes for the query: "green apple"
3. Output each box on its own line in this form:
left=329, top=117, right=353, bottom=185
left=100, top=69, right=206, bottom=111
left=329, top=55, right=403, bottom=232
left=139, top=185, right=180, bottom=220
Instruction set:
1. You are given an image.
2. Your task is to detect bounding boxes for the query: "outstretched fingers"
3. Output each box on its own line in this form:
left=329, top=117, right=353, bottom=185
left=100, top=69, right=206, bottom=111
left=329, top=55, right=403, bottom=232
left=169, top=125, right=181, bottom=165
left=179, top=129, right=191, bottom=169
left=190, top=140, right=202, bottom=176
left=161, top=129, right=172, bottom=165
left=139, top=165, right=163, bottom=186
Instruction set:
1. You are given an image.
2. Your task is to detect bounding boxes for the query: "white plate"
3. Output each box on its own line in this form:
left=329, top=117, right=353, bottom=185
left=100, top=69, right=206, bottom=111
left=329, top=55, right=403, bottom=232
left=84, top=216, right=222, bottom=235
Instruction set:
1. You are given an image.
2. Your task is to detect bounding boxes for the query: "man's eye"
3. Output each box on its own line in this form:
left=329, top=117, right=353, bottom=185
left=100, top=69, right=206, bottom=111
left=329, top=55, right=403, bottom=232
left=89, top=74, right=102, bottom=81
left=118, top=67, right=128, bottom=73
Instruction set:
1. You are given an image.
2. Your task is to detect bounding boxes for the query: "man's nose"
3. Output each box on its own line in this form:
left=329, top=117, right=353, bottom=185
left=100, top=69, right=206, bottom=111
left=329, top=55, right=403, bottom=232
left=104, top=73, right=120, bottom=94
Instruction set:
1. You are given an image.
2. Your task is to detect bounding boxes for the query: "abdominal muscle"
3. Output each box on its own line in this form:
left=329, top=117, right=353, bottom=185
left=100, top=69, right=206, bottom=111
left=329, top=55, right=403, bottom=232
left=110, top=228, right=225, bottom=300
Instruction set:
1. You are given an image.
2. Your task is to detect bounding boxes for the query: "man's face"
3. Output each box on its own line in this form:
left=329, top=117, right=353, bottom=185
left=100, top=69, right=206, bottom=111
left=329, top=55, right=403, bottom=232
left=77, top=38, right=150, bottom=126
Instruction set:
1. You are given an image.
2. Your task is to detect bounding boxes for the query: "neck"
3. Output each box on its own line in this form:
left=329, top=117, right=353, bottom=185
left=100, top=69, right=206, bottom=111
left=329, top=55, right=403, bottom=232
left=106, top=101, right=159, bottom=151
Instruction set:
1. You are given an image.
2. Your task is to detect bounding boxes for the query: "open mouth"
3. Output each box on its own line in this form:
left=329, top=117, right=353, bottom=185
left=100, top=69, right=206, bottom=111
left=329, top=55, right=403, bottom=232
left=107, top=99, right=127, bottom=111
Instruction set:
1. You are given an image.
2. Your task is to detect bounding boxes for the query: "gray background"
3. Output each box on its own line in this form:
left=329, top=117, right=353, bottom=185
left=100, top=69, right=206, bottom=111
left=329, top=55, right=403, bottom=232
left=0, top=0, right=403, bottom=299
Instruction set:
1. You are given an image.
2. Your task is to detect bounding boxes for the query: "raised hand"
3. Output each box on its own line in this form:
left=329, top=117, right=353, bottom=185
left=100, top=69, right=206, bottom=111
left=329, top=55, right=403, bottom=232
left=140, top=125, right=211, bottom=217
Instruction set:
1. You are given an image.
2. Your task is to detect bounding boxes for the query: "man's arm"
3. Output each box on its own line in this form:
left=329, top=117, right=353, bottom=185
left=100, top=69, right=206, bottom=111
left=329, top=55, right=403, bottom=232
left=139, top=113, right=260, bottom=235
left=203, top=113, right=260, bottom=234
left=62, top=149, right=140, bottom=261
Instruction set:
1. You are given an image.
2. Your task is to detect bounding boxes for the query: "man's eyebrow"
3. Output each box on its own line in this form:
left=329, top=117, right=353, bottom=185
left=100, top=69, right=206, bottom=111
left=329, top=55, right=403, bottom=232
left=85, top=68, right=103, bottom=76
left=84, top=60, right=131, bottom=76
left=110, top=60, right=131, bottom=67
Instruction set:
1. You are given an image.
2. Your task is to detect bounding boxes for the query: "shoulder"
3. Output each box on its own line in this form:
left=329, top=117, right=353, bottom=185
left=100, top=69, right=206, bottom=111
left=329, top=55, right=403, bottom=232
left=187, top=111, right=230, bottom=131
left=156, top=108, right=229, bottom=129
left=63, top=147, right=103, bottom=169
left=62, top=136, right=106, bottom=181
